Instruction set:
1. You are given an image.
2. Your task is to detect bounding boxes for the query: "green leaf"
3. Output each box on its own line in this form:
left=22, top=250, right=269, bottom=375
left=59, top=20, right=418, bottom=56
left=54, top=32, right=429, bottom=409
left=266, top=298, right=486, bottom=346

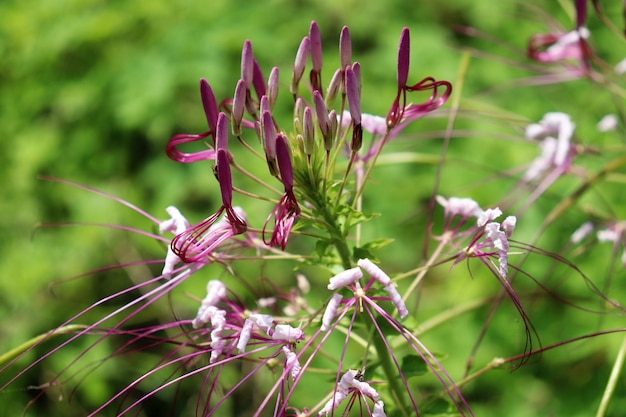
left=314, top=238, right=331, bottom=259
left=353, top=238, right=395, bottom=262
left=400, top=354, right=430, bottom=378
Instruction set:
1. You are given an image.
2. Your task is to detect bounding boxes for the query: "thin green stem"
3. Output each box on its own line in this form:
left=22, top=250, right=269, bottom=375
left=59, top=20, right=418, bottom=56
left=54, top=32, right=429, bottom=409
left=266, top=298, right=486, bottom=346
left=0, top=324, right=87, bottom=366
left=595, top=333, right=626, bottom=417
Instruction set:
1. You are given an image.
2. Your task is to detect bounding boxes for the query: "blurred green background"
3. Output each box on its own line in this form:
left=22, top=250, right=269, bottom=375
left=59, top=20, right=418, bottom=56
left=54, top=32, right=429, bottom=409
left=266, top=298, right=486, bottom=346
left=1, top=0, right=626, bottom=415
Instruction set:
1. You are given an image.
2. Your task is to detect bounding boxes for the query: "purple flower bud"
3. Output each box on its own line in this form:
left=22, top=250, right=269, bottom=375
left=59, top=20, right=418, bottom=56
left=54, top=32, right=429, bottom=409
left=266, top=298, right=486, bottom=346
left=275, top=134, right=294, bottom=190
left=294, top=97, right=305, bottom=123
left=345, top=65, right=361, bottom=125
left=267, top=66, right=279, bottom=110
left=351, top=62, right=361, bottom=93
left=397, top=27, right=410, bottom=89
left=200, top=78, right=218, bottom=136
left=326, top=68, right=342, bottom=106
left=241, top=40, right=254, bottom=89
left=327, top=109, right=338, bottom=151
left=291, top=36, right=310, bottom=95
left=309, top=21, right=323, bottom=73
left=251, top=58, right=266, bottom=99
left=216, top=149, right=233, bottom=207
left=215, top=112, right=229, bottom=152
left=303, top=106, right=315, bottom=155
left=313, top=90, right=329, bottom=137
left=339, top=25, right=352, bottom=70
left=231, top=80, right=247, bottom=136
left=309, top=21, right=323, bottom=92
left=259, top=95, right=270, bottom=116
left=262, top=111, right=277, bottom=160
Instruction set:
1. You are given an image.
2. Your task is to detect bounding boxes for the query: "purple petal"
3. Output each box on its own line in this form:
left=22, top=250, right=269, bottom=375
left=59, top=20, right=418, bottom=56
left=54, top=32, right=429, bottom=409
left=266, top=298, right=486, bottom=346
left=216, top=149, right=233, bottom=207
left=200, top=78, right=218, bottom=135
left=397, top=27, right=410, bottom=88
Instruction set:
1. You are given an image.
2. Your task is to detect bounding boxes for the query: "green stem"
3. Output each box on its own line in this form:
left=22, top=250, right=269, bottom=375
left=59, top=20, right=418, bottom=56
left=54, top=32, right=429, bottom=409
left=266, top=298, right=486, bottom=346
left=596, top=333, right=626, bottom=417
left=370, top=321, right=409, bottom=416
left=0, top=324, right=87, bottom=366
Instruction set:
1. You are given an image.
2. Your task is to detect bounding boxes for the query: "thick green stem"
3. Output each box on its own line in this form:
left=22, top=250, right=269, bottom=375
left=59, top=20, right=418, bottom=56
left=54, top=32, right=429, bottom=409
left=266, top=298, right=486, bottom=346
left=301, top=152, right=406, bottom=409
left=370, top=321, right=409, bottom=415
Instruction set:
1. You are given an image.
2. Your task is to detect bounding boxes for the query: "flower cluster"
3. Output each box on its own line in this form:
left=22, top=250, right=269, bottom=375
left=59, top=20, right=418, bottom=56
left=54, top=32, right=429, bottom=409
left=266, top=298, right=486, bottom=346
left=161, top=21, right=451, bottom=275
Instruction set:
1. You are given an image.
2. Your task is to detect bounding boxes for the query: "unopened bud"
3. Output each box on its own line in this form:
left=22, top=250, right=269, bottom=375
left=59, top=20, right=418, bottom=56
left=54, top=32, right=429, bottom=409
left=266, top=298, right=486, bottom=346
left=267, top=67, right=280, bottom=110
left=200, top=78, right=218, bottom=136
left=327, top=109, right=338, bottom=151
left=276, top=134, right=294, bottom=190
left=241, top=40, right=254, bottom=89
left=251, top=58, right=266, bottom=99
left=313, top=90, right=329, bottom=138
left=326, top=68, right=343, bottom=107
left=303, top=106, right=315, bottom=155
left=309, top=21, right=323, bottom=92
left=339, top=26, right=352, bottom=70
left=291, top=36, right=310, bottom=95
left=231, top=79, right=246, bottom=136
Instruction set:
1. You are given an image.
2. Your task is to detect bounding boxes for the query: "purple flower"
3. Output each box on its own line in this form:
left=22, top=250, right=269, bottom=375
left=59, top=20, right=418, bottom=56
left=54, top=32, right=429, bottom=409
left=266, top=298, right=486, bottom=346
left=320, top=260, right=473, bottom=416
left=318, top=369, right=385, bottom=416
left=166, top=79, right=219, bottom=163
left=263, top=134, right=300, bottom=249
left=524, top=0, right=592, bottom=79
left=386, top=27, right=452, bottom=130
left=171, top=114, right=247, bottom=262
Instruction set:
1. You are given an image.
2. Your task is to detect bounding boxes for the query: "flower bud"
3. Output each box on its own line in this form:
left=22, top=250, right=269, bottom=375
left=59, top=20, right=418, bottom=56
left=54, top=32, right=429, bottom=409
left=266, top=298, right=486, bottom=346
left=215, top=112, right=229, bottom=152
left=327, top=109, right=338, bottom=151
left=241, top=40, right=254, bottom=89
left=267, top=66, right=279, bottom=110
left=291, top=36, right=310, bottom=95
left=303, top=106, right=315, bottom=155
left=231, top=79, right=246, bottom=136
left=251, top=58, right=266, bottom=99
left=339, top=25, right=352, bottom=71
left=276, top=134, right=294, bottom=190
left=309, top=21, right=323, bottom=92
left=200, top=78, right=218, bottom=137
left=313, top=90, right=329, bottom=138
left=326, top=68, right=343, bottom=107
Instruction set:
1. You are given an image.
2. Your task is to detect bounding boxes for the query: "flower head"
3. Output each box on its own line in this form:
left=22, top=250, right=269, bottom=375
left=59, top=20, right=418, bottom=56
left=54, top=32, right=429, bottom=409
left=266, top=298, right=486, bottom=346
left=524, top=112, right=576, bottom=181
left=171, top=114, right=247, bottom=263
left=263, top=134, right=301, bottom=249
left=386, top=27, right=452, bottom=130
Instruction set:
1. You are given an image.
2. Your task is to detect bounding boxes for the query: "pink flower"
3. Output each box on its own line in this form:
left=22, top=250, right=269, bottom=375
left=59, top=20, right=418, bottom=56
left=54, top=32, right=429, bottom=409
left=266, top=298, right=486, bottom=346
left=171, top=114, right=247, bottom=263
left=524, top=112, right=576, bottom=181
left=263, top=134, right=300, bottom=249
left=386, top=28, right=452, bottom=130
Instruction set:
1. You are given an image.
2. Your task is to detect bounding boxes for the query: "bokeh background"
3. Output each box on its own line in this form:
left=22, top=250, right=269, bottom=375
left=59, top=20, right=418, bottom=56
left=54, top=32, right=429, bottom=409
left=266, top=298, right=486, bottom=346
left=1, top=0, right=626, bottom=415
